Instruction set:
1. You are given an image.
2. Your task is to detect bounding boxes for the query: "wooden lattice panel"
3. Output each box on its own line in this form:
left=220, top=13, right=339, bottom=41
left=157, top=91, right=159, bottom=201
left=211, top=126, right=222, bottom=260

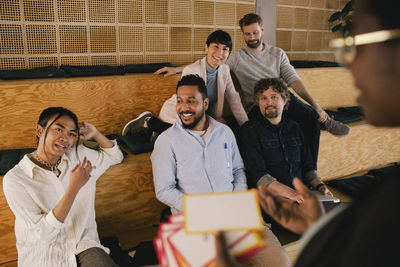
left=294, top=8, right=309, bottom=29
left=0, top=0, right=20, bottom=21
left=236, top=3, right=256, bottom=26
left=119, top=26, right=143, bottom=52
left=276, top=0, right=342, bottom=61
left=61, top=56, right=90, bottom=66
left=307, top=32, right=323, bottom=51
left=23, top=0, right=55, bottom=22
left=276, top=30, right=292, bottom=51
left=215, top=2, right=235, bottom=26
left=309, top=9, right=325, bottom=30
left=145, top=54, right=169, bottom=64
left=28, top=56, right=58, bottom=68
left=26, top=24, right=57, bottom=54
left=277, top=6, right=294, bottom=28
left=144, top=0, right=168, bottom=24
left=118, top=0, right=142, bottom=23
left=170, top=53, right=193, bottom=65
left=57, top=0, right=86, bottom=22
left=0, top=57, right=25, bottom=70
left=234, top=28, right=246, bottom=50
left=90, top=26, right=116, bottom=53
left=170, top=27, right=192, bottom=52
left=0, top=0, right=255, bottom=70
left=59, top=25, right=88, bottom=53
left=88, top=0, right=115, bottom=23
left=91, top=55, right=118, bottom=66
left=0, top=24, right=24, bottom=55
left=193, top=53, right=205, bottom=62
left=194, top=1, right=214, bottom=25
left=194, top=27, right=214, bottom=51
left=218, top=28, right=234, bottom=43
left=120, top=55, right=145, bottom=65
left=145, top=27, right=168, bottom=52
left=170, top=0, right=192, bottom=25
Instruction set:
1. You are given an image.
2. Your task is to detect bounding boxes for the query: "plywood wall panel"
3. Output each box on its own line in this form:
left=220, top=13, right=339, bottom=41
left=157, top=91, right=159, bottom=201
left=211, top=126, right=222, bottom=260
left=0, top=179, right=17, bottom=264
left=1, top=0, right=255, bottom=69
left=0, top=74, right=180, bottom=150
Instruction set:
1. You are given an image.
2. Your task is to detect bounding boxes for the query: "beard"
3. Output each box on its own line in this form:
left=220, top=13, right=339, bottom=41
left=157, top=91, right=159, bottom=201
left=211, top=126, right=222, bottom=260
left=263, top=106, right=279, bottom=119
left=180, top=112, right=204, bottom=129
left=246, top=39, right=262, bottom=49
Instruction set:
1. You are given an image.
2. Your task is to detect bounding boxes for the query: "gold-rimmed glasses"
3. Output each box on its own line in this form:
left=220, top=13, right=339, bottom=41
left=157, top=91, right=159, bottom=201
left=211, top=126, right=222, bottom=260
left=329, top=28, right=400, bottom=65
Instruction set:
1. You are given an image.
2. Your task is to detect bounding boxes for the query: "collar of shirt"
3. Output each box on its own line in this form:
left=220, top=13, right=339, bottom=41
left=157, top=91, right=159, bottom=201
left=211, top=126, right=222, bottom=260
left=243, top=42, right=267, bottom=55
left=205, top=58, right=219, bottom=74
left=20, top=151, right=72, bottom=180
left=255, top=113, right=290, bottom=133
left=252, top=107, right=289, bottom=129
left=175, top=115, right=219, bottom=143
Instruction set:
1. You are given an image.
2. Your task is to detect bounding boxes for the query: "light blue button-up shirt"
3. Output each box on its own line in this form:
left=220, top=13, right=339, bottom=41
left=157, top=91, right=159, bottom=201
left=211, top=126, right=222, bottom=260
left=151, top=116, right=247, bottom=214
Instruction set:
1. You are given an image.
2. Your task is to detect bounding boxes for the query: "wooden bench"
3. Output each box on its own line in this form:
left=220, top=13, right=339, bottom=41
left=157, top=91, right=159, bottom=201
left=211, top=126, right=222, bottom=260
left=0, top=68, right=399, bottom=266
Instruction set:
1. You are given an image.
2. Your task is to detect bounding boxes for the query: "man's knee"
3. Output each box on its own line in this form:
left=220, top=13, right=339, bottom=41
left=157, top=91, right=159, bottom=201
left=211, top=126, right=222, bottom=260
left=249, top=225, right=291, bottom=267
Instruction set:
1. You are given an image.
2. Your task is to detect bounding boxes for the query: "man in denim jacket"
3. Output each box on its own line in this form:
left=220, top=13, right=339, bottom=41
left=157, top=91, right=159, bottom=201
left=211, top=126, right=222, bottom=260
left=240, top=78, right=332, bottom=204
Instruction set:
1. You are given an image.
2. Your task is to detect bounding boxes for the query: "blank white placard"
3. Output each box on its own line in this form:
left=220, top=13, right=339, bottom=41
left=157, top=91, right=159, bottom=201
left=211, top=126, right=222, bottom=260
left=183, top=190, right=263, bottom=234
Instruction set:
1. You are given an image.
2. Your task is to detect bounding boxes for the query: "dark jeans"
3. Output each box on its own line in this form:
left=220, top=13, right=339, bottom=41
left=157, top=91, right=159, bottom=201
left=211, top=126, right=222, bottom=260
left=76, top=247, right=118, bottom=267
left=248, top=92, right=320, bottom=170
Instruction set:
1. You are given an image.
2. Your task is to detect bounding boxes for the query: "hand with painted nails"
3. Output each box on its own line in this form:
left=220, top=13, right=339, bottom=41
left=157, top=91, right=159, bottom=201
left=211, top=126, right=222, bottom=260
left=258, top=178, right=324, bottom=234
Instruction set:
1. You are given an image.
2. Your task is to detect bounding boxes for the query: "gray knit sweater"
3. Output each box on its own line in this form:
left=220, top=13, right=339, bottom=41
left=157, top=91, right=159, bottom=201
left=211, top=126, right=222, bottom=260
left=226, top=43, right=300, bottom=112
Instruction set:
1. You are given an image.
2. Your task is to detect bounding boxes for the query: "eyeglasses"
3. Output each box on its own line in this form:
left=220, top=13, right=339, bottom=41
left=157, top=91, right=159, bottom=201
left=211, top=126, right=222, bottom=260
left=329, top=28, right=400, bottom=66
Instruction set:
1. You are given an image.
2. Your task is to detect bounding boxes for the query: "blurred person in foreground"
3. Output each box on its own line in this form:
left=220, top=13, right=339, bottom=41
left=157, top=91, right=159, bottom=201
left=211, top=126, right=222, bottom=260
left=215, top=0, right=400, bottom=266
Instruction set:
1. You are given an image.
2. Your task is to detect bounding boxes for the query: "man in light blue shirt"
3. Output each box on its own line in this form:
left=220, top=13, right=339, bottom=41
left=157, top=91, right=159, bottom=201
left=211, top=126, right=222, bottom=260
left=151, top=74, right=290, bottom=266
left=151, top=74, right=247, bottom=214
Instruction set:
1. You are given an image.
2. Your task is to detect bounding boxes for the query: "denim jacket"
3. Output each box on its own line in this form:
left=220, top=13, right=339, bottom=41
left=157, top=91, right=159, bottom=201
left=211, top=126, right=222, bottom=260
left=240, top=110, right=319, bottom=189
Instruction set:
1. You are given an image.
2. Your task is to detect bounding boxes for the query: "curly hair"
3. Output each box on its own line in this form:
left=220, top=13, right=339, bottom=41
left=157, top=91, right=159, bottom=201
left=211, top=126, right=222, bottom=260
left=254, top=78, right=290, bottom=109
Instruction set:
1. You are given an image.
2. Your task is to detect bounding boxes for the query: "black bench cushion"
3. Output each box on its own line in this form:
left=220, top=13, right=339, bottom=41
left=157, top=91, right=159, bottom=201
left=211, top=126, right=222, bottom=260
left=325, top=106, right=364, bottom=124
left=326, top=164, right=400, bottom=198
left=124, top=62, right=172, bottom=73
left=107, top=134, right=153, bottom=155
left=0, top=148, right=35, bottom=175
left=0, top=66, right=67, bottom=80
left=60, top=65, right=126, bottom=77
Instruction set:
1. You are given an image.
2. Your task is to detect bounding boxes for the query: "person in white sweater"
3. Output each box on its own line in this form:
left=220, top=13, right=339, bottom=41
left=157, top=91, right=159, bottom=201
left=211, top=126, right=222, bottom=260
left=122, top=30, right=248, bottom=140
left=3, top=107, right=124, bottom=267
